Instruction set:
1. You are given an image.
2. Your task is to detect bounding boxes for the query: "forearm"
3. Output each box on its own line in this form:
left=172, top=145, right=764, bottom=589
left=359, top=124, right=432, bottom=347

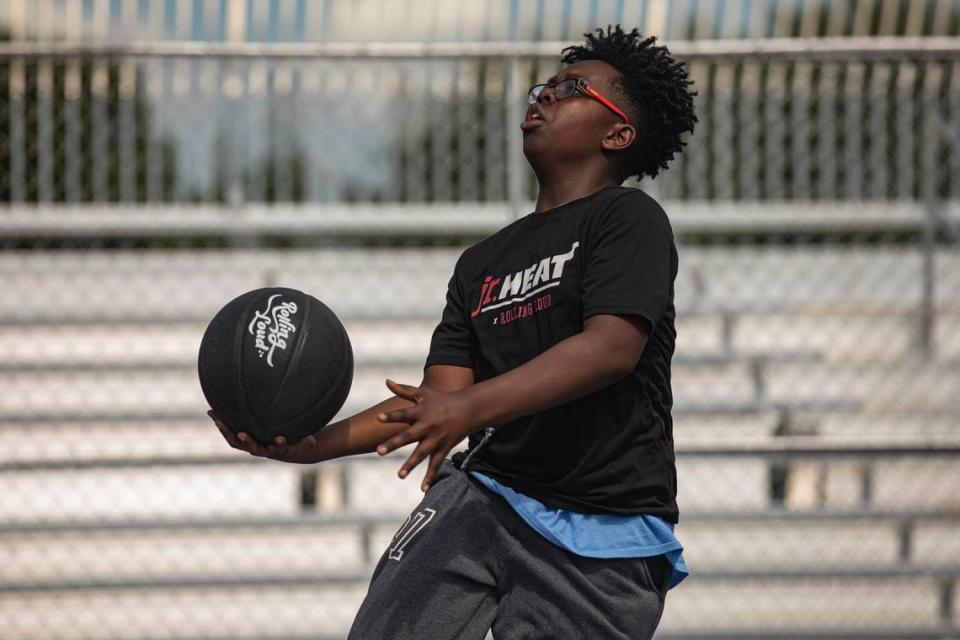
left=295, top=395, right=418, bottom=464
left=460, top=330, right=630, bottom=429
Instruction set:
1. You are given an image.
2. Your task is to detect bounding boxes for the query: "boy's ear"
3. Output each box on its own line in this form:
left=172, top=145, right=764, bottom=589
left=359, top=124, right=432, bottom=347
left=601, top=123, right=637, bottom=153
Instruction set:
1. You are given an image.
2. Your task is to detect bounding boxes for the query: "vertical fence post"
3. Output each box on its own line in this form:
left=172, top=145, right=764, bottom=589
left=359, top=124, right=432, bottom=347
left=918, top=92, right=939, bottom=362
left=505, top=55, right=524, bottom=220
left=919, top=202, right=937, bottom=362
left=8, top=0, right=26, bottom=203
left=939, top=576, right=955, bottom=631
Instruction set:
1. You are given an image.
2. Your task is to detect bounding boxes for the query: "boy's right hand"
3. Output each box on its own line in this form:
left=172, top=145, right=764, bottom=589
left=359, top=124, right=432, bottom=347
left=208, top=409, right=319, bottom=464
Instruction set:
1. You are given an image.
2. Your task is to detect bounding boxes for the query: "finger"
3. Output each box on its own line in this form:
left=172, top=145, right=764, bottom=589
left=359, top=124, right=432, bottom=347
left=376, top=424, right=424, bottom=456
left=218, top=425, right=243, bottom=449
left=272, top=435, right=289, bottom=455
left=236, top=432, right=271, bottom=457
left=421, top=450, right=447, bottom=492
left=385, top=379, right=423, bottom=405
left=398, top=440, right=432, bottom=480
left=377, top=406, right=417, bottom=425
left=209, top=412, right=243, bottom=449
left=296, top=434, right=318, bottom=449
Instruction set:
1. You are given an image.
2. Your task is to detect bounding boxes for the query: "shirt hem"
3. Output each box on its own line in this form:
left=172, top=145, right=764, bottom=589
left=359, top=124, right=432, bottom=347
left=469, top=471, right=690, bottom=590
left=423, top=357, right=473, bottom=369
left=583, top=305, right=657, bottom=323
left=466, top=462, right=680, bottom=522
left=470, top=472, right=684, bottom=558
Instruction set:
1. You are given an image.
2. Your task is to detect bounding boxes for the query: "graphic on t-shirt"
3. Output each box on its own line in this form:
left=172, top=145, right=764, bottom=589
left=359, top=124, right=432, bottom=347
left=470, top=241, right=579, bottom=322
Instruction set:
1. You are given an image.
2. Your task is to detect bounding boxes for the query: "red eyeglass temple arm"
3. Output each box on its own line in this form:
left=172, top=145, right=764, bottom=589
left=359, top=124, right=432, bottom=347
left=584, top=85, right=632, bottom=126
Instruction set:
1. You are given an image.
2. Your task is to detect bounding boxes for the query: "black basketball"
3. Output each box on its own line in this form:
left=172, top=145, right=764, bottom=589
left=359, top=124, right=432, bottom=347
left=198, top=287, right=353, bottom=445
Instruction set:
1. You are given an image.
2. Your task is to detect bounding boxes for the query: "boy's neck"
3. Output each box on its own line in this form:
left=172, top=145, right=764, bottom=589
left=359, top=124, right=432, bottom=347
left=532, top=170, right=620, bottom=213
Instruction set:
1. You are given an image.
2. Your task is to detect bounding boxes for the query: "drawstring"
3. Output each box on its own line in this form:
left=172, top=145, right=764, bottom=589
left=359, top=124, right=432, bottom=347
left=459, top=426, right=496, bottom=472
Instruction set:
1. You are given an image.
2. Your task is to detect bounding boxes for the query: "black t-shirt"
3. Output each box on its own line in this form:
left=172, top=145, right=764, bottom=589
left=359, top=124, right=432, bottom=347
left=424, top=185, right=679, bottom=523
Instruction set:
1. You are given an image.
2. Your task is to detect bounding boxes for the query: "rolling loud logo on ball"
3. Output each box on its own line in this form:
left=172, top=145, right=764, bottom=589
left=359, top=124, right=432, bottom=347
left=470, top=241, right=579, bottom=325
left=248, top=294, right=299, bottom=367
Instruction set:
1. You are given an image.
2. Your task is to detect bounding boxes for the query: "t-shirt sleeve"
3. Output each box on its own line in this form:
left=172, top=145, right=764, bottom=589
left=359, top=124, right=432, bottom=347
left=424, top=254, right=475, bottom=369
left=581, top=193, right=677, bottom=332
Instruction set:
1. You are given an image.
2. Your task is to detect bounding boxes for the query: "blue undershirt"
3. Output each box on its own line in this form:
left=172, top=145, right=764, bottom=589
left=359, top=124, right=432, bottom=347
left=470, top=472, right=689, bottom=590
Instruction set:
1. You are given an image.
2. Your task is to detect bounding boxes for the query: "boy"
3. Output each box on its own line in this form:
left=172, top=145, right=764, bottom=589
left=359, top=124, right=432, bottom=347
left=211, top=25, right=697, bottom=639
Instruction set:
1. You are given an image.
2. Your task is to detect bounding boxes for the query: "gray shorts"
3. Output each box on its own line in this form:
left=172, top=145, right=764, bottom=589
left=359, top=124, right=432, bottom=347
left=348, top=459, right=672, bottom=640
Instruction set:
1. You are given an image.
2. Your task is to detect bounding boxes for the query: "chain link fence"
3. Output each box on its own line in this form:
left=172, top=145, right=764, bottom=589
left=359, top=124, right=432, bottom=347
left=1, top=1, right=960, bottom=638
left=1, top=45, right=959, bottom=205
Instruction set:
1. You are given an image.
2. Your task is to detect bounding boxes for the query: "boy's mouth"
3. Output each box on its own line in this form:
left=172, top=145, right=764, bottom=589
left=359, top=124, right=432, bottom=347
left=521, top=118, right=543, bottom=131
left=521, top=105, right=545, bottom=131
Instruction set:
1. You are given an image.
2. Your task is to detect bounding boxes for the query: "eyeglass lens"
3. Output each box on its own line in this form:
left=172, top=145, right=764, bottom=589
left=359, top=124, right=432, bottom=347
left=528, top=78, right=579, bottom=103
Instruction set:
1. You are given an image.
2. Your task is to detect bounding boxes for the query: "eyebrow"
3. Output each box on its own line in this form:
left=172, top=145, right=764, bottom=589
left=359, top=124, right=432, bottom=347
left=545, top=72, right=584, bottom=84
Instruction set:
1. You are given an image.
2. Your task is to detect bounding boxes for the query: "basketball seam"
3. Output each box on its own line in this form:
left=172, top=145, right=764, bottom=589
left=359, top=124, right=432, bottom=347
left=233, top=295, right=258, bottom=419
left=268, top=312, right=354, bottom=435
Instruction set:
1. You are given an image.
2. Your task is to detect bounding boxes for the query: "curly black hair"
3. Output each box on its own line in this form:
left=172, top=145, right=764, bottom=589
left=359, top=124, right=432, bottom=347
left=561, top=25, right=697, bottom=181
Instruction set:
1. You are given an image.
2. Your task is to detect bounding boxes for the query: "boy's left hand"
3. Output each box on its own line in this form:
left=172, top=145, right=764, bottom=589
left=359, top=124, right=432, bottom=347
left=376, top=379, right=476, bottom=492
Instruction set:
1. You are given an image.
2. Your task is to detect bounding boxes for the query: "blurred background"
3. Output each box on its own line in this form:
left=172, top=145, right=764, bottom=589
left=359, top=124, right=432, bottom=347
left=0, top=1, right=959, bottom=638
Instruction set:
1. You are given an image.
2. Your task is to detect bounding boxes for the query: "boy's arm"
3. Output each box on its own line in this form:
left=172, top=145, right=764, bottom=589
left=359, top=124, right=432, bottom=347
left=210, top=364, right=475, bottom=464
left=376, top=313, right=649, bottom=489
left=461, top=314, right=647, bottom=427
left=307, top=364, right=475, bottom=462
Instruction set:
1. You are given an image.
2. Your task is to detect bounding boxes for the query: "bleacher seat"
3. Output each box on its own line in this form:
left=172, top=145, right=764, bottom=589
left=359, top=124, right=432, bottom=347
left=1, top=242, right=958, bottom=639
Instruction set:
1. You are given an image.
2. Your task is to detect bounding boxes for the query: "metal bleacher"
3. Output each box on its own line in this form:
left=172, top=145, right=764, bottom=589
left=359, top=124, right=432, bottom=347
left=1, top=202, right=960, bottom=639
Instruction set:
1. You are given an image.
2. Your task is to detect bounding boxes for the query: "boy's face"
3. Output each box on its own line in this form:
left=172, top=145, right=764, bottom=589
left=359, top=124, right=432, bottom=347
left=521, top=59, right=634, bottom=168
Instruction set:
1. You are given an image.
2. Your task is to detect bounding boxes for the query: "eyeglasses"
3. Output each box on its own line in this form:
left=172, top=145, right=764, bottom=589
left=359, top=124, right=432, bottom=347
left=527, top=78, right=632, bottom=126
